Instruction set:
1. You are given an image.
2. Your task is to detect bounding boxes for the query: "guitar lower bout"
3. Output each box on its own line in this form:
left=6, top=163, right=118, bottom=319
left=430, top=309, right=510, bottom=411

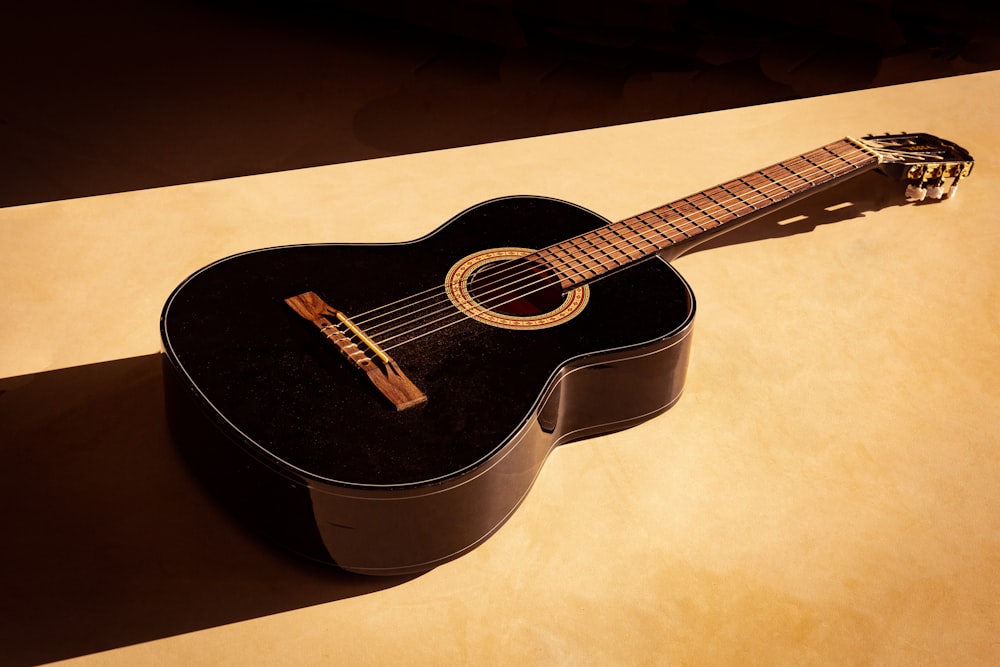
left=161, top=195, right=695, bottom=574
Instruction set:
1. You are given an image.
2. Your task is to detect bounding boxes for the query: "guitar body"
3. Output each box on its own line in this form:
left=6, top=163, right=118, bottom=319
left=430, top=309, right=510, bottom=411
left=161, top=196, right=694, bottom=574
left=160, top=135, right=974, bottom=575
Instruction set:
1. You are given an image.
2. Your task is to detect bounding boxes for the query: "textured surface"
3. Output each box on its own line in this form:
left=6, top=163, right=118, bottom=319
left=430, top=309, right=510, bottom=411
left=1, top=72, right=999, bottom=665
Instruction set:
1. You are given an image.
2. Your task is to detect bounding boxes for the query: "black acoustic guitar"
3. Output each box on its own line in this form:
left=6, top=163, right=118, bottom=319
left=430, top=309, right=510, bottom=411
left=161, top=133, right=973, bottom=575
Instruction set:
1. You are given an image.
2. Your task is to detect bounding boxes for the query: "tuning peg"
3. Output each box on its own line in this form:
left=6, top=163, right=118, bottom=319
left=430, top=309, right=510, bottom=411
left=926, top=184, right=945, bottom=199
left=947, top=175, right=963, bottom=199
left=905, top=184, right=927, bottom=201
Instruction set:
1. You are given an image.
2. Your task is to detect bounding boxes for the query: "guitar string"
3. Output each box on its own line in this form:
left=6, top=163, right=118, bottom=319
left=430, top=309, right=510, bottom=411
left=352, top=141, right=857, bottom=334
left=366, top=146, right=873, bottom=351
left=352, top=143, right=868, bottom=340
left=370, top=147, right=870, bottom=350
left=340, top=139, right=961, bottom=352
left=377, top=155, right=870, bottom=351
left=338, top=144, right=873, bottom=351
left=347, top=142, right=862, bottom=331
left=359, top=138, right=951, bottom=335
left=349, top=140, right=930, bottom=337
left=344, top=138, right=932, bottom=337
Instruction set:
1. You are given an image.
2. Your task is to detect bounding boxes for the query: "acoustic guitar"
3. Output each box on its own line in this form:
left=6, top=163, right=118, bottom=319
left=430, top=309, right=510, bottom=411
left=161, top=133, right=973, bottom=575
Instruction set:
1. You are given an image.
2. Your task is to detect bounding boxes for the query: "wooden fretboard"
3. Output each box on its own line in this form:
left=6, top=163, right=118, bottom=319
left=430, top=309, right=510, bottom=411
left=531, top=138, right=882, bottom=290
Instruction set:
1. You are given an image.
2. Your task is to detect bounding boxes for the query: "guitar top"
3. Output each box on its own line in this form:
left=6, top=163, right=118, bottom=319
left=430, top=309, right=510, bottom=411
left=161, top=133, right=973, bottom=574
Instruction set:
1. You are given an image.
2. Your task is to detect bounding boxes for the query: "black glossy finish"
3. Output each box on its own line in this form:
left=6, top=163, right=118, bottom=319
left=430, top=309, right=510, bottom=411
left=161, top=196, right=694, bottom=574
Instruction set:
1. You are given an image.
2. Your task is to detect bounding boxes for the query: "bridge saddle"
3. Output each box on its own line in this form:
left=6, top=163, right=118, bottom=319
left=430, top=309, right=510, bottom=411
left=285, top=291, right=427, bottom=411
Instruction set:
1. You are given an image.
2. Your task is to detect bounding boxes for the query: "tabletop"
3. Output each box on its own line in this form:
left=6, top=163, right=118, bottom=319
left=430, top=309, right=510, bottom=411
left=2, top=71, right=998, bottom=666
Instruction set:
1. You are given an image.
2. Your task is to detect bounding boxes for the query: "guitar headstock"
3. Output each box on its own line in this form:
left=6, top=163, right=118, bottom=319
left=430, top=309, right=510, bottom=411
left=859, top=132, right=975, bottom=201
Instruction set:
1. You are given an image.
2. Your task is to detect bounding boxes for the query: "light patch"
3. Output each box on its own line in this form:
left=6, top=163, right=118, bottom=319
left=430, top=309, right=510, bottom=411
left=777, top=214, right=809, bottom=226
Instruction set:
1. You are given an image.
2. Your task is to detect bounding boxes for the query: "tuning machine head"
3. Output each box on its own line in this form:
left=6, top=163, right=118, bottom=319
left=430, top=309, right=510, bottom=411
left=859, top=132, right=974, bottom=203
left=903, top=161, right=971, bottom=202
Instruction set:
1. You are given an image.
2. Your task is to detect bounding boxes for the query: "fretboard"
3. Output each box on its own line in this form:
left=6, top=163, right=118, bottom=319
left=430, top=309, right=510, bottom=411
left=531, top=137, right=882, bottom=290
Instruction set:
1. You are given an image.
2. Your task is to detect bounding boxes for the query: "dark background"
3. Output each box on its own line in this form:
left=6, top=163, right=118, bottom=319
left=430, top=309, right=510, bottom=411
left=2, top=0, right=998, bottom=209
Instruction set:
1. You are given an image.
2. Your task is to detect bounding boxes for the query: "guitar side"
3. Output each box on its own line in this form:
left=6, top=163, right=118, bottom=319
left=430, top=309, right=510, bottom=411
left=161, top=196, right=695, bottom=574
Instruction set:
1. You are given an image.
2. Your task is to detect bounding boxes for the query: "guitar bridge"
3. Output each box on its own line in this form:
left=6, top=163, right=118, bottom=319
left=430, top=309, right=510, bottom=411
left=285, top=291, right=427, bottom=411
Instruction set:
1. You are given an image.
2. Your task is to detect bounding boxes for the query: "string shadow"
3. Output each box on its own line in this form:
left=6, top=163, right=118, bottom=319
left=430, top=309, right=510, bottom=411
left=0, top=354, right=415, bottom=666
left=674, top=169, right=914, bottom=257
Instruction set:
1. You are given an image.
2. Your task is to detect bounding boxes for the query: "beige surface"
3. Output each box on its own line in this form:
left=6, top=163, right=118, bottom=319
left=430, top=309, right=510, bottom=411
left=2, top=72, right=999, bottom=665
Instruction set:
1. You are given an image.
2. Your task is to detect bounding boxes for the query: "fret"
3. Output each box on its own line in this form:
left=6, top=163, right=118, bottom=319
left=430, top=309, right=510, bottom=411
left=571, top=233, right=606, bottom=267
left=736, top=176, right=777, bottom=206
left=613, top=218, right=650, bottom=250
left=820, top=145, right=856, bottom=172
left=835, top=144, right=876, bottom=171
left=753, top=168, right=795, bottom=198
left=531, top=247, right=574, bottom=285
left=646, top=208, right=691, bottom=239
left=633, top=217, right=671, bottom=252
left=667, top=198, right=712, bottom=231
left=828, top=142, right=856, bottom=159
left=782, top=156, right=816, bottom=184
left=549, top=247, right=596, bottom=284
left=544, top=241, right=592, bottom=281
left=593, top=224, right=647, bottom=262
left=580, top=228, right=628, bottom=267
left=534, top=138, right=881, bottom=290
left=657, top=204, right=706, bottom=234
left=616, top=221, right=654, bottom=254
left=612, top=219, right=654, bottom=256
left=563, top=236, right=607, bottom=279
left=757, top=167, right=805, bottom=201
left=688, top=191, right=736, bottom=226
left=701, top=186, right=746, bottom=220
left=798, top=152, right=827, bottom=174
left=587, top=228, right=628, bottom=263
left=623, top=213, right=672, bottom=246
left=718, top=181, right=760, bottom=215
left=560, top=238, right=602, bottom=279
left=771, top=160, right=814, bottom=191
left=829, top=141, right=869, bottom=164
left=799, top=149, right=842, bottom=180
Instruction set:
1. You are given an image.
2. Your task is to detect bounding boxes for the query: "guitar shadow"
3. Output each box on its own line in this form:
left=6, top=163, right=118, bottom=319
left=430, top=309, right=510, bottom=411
left=0, top=354, right=415, bottom=666
left=676, top=169, right=912, bottom=256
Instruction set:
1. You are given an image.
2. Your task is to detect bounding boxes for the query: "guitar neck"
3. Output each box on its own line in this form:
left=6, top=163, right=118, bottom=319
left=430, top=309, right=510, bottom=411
left=533, top=137, right=883, bottom=290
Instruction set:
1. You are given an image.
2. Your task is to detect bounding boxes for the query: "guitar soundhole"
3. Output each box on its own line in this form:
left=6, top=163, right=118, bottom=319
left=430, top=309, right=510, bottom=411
left=444, top=247, right=589, bottom=330
left=467, top=259, right=564, bottom=316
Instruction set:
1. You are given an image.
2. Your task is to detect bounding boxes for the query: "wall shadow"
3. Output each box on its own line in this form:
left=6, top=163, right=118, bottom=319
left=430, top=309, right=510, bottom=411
left=0, top=354, right=414, bottom=666
left=4, top=1, right=998, bottom=208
